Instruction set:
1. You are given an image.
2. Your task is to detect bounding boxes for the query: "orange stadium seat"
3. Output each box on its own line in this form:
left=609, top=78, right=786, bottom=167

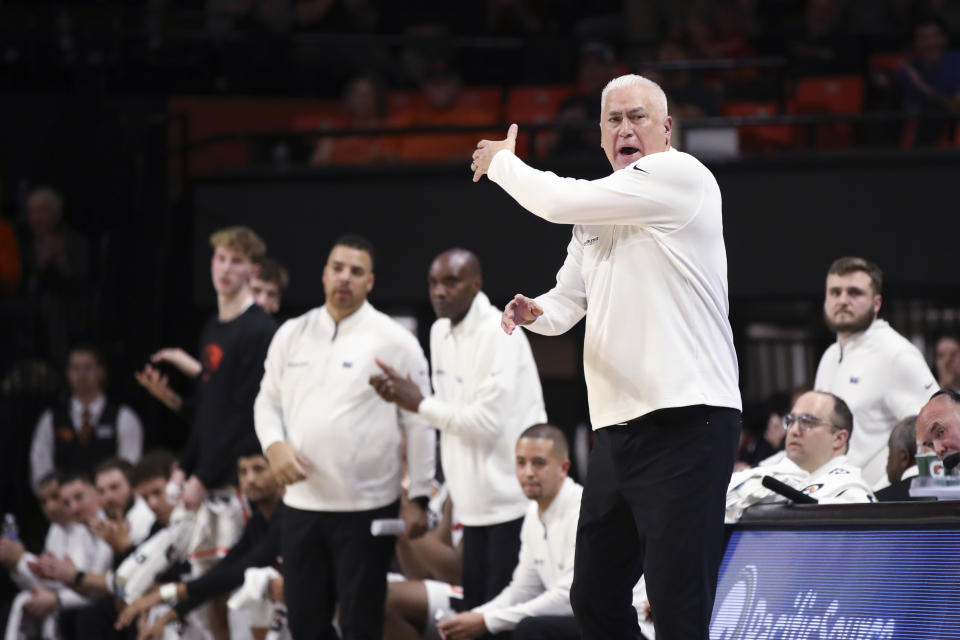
left=792, top=76, right=864, bottom=114
left=869, top=52, right=910, bottom=73
left=506, top=86, right=574, bottom=158
left=789, top=76, right=864, bottom=148
left=290, top=103, right=349, bottom=132
left=719, top=101, right=795, bottom=152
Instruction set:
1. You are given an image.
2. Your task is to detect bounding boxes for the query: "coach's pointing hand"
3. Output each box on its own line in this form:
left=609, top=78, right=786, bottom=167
left=471, top=123, right=518, bottom=182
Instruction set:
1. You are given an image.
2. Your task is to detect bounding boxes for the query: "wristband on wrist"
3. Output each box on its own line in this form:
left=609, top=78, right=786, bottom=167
left=72, top=571, right=85, bottom=587
left=159, top=583, right=180, bottom=605
left=410, top=495, right=430, bottom=511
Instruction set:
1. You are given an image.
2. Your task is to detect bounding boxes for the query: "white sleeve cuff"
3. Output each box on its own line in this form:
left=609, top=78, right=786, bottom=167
left=417, top=397, right=450, bottom=431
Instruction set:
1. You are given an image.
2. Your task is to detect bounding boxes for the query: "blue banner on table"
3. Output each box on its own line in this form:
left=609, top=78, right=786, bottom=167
left=710, top=529, right=960, bottom=639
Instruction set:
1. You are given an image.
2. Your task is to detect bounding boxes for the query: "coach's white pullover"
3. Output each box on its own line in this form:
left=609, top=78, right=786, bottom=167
left=255, top=302, right=436, bottom=511
left=814, top=319, right=936, bottom=487
left=474, top=477, right=581, bottom=633
left=489, top=147, right=741, bottom=428
left=418, top=292, right=546, bottom=526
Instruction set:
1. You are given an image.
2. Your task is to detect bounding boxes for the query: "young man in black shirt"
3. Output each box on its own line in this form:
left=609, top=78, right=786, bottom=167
left=116, top=226, right=276, bottom=609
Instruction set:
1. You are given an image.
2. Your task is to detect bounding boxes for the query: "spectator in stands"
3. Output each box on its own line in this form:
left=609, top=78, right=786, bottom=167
left=916, top=388, right=960, bottom=461
left=648, top=37, right=720, bottom=119
left=116, top=435, right=285, bottom=640
left=726, top=391, right=875, bottom=521
left=813, top=257, right=936, bottom=488
left=737, top=391, right=791, bottom=468
left=687, top=1, right=756, bottom=61
left=934, top=334, right=960, bottom=389
left=310, top=74, right=398, bottom=166
left=897, top=17, right=960, bottom=145
left=254, top=234, right=435, bottom=640
left=17, top=186, right=90, bottom=299
left=30, top=343, right=144, bottom=489
left=395, top=57, right=498, bottom=163
left=251, top=256, right=289, bottom=315
left=786, top=0, right=859, bottom=75
left=875, top=415, right=919, bottom=501
left=548, top=41, right=618, bottom=158
left=0, top=215, right=19, bottom=297
left=371, top=248, right=546, bottom=609
left=436, top=424, right=581, bottom=640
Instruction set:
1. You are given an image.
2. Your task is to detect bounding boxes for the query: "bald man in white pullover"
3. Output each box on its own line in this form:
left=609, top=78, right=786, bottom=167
left=470, top=74, right=742, bottom=640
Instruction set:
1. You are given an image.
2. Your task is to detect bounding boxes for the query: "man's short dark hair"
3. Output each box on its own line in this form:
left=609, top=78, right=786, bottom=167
left=60, top=470, right=94, bottom=487
left=67, top=341, right=104, bottom=368
left=518, top=423, right=570, bottom=462
left=890, top=415, right=918, bottom=461
left=131, top=450, right=176, bottom=486
left=914, top=15, right=949, bottom=38
left=827, top=257, right=883, bottom=296
left=332, top=234, right=375, bottom=271
left=257, top=257, right=290, bottom=292
left=821, top=392, right=854, bottom=439
left=36, top=471, right=62, bottom=490
left=94, top=457, right=133, bottom=483
left=233, top=434, right=265, bottom=462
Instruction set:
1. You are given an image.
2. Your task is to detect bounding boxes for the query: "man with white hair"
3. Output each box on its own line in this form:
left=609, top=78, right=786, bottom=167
left=470, top=74, right=742, bottom=640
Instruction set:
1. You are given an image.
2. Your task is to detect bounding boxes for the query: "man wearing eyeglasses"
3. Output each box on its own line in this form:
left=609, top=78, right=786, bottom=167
left=726, top=391, right=875, bottom=522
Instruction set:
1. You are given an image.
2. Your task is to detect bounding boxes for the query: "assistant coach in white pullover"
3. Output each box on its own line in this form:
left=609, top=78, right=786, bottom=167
left=371, top=248, right=546, bottom=609
left=470, top=74, right=742, bottom=640
left=255, top=235, right=436, bottom=640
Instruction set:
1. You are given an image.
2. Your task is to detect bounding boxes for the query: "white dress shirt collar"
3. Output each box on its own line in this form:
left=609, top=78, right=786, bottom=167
left=70, top=394, right=106, bottom=429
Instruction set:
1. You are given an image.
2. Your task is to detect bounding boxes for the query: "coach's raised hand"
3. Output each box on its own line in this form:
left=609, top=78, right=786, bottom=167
left=471, top=123, right=518, bottom=182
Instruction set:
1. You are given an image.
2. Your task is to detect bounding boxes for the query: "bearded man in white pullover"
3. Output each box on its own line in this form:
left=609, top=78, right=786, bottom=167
left=813, top=256, right=935, bottom=489
left=470, top=74, right=742, bottom=640
left=371, top=248, right=546, bottom=609
left=255, top=234, right=436, bottom=640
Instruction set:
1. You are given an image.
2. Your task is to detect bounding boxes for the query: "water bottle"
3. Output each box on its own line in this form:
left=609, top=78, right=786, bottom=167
left=2, top=513, right=18, bottom=541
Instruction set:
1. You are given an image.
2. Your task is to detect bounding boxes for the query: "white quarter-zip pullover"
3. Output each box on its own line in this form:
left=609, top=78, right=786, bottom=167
left=474, top=477, right=582, bottom=633
left=418, top=292, right=547, bottom=526
left=488, top=147, right=741, bottom=428
left=255, top=302, right=436, bottom=511
left=814, top=319, right=936, bottom=487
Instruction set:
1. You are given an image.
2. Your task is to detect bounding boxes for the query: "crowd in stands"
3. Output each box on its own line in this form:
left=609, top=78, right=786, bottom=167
left=1, top=207, right=958, bottom=639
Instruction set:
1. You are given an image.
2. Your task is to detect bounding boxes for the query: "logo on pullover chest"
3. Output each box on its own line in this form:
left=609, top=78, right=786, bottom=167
left=849, top=376, right=859, bottom=384
left=583, top=236, right=599, bottom=247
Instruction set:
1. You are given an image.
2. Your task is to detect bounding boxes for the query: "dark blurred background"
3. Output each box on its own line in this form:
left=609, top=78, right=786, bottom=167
left=1, top=0, right=959, bottom=586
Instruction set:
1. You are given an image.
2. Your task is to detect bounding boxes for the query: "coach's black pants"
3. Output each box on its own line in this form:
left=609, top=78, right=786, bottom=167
left=461, top=517, right=523, bottom=610
left=570, top=405, right=740, bottom=640
left=282, top=501, right=398, bottom=640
